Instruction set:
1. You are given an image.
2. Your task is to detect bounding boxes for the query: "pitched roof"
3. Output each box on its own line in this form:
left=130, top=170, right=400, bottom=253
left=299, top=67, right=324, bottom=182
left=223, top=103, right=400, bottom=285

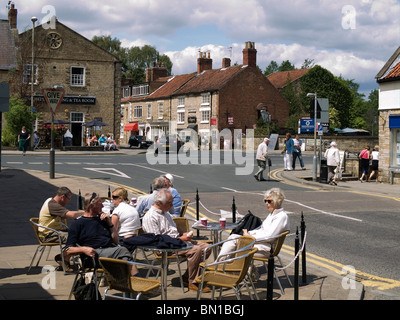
left=0, top=20, right=17, bottom=70
left=173, top=64, right=247, bottom=95
left=376, top=46, right=400, bottom=82
left=267, top=69, right=310, bottom=89
left=128, top=72, right=196, bottom=102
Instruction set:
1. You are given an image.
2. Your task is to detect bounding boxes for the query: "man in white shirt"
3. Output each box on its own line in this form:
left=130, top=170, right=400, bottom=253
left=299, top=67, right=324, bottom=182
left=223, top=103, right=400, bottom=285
left=254, top=138, right=269, bottom=181
left=142, top=189, right=211, bottom=292
left=324, top=141, right=340, bottom=185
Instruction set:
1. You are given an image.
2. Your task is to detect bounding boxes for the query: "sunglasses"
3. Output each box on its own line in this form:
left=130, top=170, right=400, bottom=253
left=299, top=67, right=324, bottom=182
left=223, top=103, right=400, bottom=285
left=112, top=195, right=120, bottom=200
left=264, top=199, right=273, bottom=204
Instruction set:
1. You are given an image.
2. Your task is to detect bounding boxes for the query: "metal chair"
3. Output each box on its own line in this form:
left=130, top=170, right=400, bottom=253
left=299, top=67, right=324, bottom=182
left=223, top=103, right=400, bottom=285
left=28, top=217, right=66, bottom=274
left=99, top=257, right=161, bottom=300
left=173, top=217, right=213, bottom=244
left=195, top=247, right=258, bottom=300
left=179, top=199, right=190, bottom=217
left=252, top=230, right=292, bottom=294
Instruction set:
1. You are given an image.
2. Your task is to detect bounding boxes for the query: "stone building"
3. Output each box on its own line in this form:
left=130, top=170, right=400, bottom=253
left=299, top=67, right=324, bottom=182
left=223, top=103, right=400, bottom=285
left=121, top=42, right=289, bottom=148
left=15, top=8, right=121, bottom=147
left=376, top=46, right=400, bottom=184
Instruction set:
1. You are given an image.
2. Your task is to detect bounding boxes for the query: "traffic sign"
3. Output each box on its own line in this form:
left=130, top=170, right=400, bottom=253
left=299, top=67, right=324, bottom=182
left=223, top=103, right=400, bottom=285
left=42, top=88, right=65, bottom=115
left=299, top=118, right=315, bottom=133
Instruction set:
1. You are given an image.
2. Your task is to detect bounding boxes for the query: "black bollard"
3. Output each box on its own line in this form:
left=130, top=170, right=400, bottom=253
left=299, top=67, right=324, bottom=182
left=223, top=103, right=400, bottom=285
left=108, top=186, right=111, bottom=198
left=294, top=227, right=299, bottom=300
left=150, top=184, right=153, bottom=194
left=78, top=189, right=83, bottom=210
left=301, top=212, right=307, bottom=284
left=266, top=245, right=274, bottom=300
left=232, top=196, right=236, bottom=223
left=196, top=189, right=200, bottom=237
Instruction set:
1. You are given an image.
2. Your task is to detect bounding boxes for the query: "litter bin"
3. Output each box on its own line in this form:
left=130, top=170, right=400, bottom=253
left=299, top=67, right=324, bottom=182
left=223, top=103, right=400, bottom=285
left=320, top=159, right=328, bottom=184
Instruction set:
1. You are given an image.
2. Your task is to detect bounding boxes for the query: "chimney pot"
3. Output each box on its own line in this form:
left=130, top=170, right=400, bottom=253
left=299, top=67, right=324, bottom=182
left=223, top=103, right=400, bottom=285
left=243, top=41, right=257, bottom=68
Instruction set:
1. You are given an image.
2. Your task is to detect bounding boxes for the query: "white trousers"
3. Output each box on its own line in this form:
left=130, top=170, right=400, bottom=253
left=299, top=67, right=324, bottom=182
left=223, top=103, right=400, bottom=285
left=283, top=153, right=292, bottom=170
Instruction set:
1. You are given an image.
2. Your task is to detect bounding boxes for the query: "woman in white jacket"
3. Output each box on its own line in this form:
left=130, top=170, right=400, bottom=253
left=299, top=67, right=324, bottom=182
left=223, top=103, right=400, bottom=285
left=217, top=188, right=290, bottom=259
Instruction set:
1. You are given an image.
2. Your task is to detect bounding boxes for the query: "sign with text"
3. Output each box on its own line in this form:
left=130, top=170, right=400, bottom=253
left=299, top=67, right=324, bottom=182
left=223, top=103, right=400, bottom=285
left=42, top=88, right=65, bottom=115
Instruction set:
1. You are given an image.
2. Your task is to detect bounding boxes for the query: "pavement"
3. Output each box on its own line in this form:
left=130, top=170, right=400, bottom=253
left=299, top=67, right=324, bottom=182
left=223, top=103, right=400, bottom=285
left=1, top=147, right=399, bottom=303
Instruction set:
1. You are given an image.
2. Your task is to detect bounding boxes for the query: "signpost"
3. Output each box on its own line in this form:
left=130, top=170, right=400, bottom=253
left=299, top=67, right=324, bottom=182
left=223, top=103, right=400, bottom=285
left=42, top=88, right=65, bottom=179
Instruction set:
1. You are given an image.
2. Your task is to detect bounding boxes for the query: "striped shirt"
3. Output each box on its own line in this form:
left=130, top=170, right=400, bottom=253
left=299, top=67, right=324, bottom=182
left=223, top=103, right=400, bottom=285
left=142, top=206, right=180, bottom=238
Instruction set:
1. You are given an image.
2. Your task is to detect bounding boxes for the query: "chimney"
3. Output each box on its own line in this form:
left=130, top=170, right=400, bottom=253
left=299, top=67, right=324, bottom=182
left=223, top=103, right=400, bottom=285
left=222, top=58, right=231, bottom=68
left=197, top=51, right=213, bottom=74
left=243, top=41, right=257, bottom=68
left=8, top=3, right=17, bottom=29
left=146, top=62, right=168, bottom=82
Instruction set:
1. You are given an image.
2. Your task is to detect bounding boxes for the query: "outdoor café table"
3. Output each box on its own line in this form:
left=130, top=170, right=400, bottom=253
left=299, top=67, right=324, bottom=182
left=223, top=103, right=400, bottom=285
left=192, top=222, right=238, bottom=258
left=138, top=242, right=193, bottom=300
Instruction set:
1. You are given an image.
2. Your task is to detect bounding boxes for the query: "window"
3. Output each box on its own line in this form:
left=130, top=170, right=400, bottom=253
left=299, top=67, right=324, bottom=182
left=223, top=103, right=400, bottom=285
left=70, top=66, right=85, bottom=86
left=147, top=103, right=152, bottom=119
left=70, top=112, right=84, bottom=122
left=122, top=87, right=131, bottom=98
left=177, top=110, right=185, bottom=124
left=23, top=64, right=38, bottom=84
left=201, top=93, right=210, bottom=105
left=178, top=96, right=185, bottom=107
left=158, top=102, right=164, bottom=119
left=391, top=128, right=400, bottom=167
left=134, top=105, right=143, bottom=118
left=201, top=110, right=210, bottom=123
left=132, top=84, right=149, bottom=96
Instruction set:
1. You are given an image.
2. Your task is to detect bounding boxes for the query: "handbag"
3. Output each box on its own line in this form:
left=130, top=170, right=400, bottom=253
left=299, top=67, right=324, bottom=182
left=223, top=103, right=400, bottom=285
left=73, top=273, right=100, bottom=300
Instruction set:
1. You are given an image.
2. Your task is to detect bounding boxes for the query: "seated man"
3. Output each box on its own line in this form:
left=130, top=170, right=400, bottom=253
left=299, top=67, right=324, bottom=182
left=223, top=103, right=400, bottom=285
left=38, top=187, right=84, bottom=244
left=161, top=173, right=182, bottom=217
left=136, top=177, right=172, bottom=215
left=63, top=193, right=138, bottom=275
left=142, top=189, right=211, bottom=292
left=217, top=188, right=290, bottom=260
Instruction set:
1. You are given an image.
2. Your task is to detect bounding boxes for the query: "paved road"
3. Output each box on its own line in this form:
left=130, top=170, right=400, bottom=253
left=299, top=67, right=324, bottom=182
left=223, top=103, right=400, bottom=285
left=2, top=150, right=400, bottom=299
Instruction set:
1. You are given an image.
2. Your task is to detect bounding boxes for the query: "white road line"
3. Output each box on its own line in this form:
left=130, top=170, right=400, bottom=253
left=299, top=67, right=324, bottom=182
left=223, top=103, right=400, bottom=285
left=221, top=187, right=362, bottom=222
left=122, top=163, right=185, bottom=178
left=84, top=168, right=131, bottom=179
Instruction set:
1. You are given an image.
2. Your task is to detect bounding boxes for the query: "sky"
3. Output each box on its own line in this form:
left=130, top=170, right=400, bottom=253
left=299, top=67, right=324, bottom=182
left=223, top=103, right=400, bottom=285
left=2, top=0, right=400, bottom=97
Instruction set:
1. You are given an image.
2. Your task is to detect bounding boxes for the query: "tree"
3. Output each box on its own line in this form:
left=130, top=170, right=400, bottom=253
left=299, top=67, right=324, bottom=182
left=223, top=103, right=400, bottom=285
left=278, top=60, right=295, bottom=72
left=4, top=97, right=37, bottom=146
left=264, top=60, right=279, bottom=76
left=92, top=36, right=172, bottom=84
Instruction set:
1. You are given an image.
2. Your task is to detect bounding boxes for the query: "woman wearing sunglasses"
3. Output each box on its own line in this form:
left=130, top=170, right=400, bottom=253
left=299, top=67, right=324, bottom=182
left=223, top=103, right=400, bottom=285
left=111, top=188, right=141, bottom=245
left=217, top=188, right=290, bottom=260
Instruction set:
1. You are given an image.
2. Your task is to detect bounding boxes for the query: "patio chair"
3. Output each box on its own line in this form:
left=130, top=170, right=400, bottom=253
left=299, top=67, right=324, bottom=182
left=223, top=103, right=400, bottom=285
left=27, top=217, right=66, bottom=274
left=195, top=247, right=258, bottom=300
left=179, top=199, right=190, bottom=217
left=99, top=257, right=161, bottom=300
left=252, top=230, right=292, bottom=294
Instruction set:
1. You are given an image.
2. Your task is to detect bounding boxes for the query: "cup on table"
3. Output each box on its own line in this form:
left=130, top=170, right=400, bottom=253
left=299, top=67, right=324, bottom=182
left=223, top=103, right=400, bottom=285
left=219, top=218, right=226, bottom=228
left=201, top=217, right=208, bottom=226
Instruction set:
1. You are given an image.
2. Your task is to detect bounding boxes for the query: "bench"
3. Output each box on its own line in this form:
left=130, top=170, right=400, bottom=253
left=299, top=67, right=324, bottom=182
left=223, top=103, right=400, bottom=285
left=61, top=146, right=103, bottom=151
left=389, top=167, right=400, bottom=184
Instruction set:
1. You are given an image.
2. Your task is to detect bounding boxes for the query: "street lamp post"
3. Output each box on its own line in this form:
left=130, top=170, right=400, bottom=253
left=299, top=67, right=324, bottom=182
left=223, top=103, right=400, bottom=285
left=31, top=17, right=37, bottom=133
left=307, top=92, right=318, bottom=181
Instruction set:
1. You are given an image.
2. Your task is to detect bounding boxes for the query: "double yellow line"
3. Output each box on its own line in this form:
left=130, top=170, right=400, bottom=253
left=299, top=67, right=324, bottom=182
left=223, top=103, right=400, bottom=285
left=104, top=178, right=400, bottom=291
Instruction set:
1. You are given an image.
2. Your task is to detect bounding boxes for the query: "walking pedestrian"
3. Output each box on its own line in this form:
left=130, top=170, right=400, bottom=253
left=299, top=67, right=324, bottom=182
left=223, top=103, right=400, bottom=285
left=282, top=132, right=293, bottom=171
left=292, top=134, right=305, bottom=170
left=368, top=146, right=379, bottom=182
left=18, top=126, right=30, bottom=156
left=324, top=141, right=340, bottom=185
left=254, top=138, right=269, bottom=181
left=359, top=146, right=371, bottom=182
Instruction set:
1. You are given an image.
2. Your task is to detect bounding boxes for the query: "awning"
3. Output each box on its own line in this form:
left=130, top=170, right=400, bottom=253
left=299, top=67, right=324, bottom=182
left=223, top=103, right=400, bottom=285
left=124, top=122, right=139, bottom=131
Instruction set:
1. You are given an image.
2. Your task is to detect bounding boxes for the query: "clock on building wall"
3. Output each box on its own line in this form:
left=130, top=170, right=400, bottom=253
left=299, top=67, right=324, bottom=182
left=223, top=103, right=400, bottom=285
left=47, top=32, right=63, bottom=49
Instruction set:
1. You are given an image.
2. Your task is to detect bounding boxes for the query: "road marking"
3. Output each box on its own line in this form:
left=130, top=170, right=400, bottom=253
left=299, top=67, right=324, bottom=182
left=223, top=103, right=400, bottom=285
left=84, top=168, right=131, bottom=179
left=221, top=187, right=362, bottom=222
left=122, top=163, right=185, bottom=178
left=281, top=246, right=400, bottom=290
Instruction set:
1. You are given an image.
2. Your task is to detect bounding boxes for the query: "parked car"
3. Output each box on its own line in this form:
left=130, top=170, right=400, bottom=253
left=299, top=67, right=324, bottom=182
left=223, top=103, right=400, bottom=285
left=128, top=135, right=153, bottom=149
left=155, top=134, right=185, bottom=153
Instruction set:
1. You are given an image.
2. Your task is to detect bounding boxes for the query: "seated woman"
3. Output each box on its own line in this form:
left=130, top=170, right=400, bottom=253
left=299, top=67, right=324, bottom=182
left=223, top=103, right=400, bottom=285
left=110, top=187, right=141, bottom=246
left=217, top=188, right=290, bottom=260
left=89, top=135, right=98, bottom=146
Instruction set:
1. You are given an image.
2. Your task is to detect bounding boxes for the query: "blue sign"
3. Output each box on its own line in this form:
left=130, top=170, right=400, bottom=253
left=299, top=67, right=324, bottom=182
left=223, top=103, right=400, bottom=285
left=299, top=118, right=315, bottom=133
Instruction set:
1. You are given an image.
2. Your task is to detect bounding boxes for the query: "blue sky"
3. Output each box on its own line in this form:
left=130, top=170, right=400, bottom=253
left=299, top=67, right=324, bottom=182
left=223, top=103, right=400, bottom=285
left=3, top=0, right=400, bottom=96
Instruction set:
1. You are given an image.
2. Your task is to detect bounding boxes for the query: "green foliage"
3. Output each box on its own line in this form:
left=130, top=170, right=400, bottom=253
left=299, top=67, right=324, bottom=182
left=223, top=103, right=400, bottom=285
left=4, top=96, right=36, bottom=146
left=92, top=36, right=172, bottom=84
